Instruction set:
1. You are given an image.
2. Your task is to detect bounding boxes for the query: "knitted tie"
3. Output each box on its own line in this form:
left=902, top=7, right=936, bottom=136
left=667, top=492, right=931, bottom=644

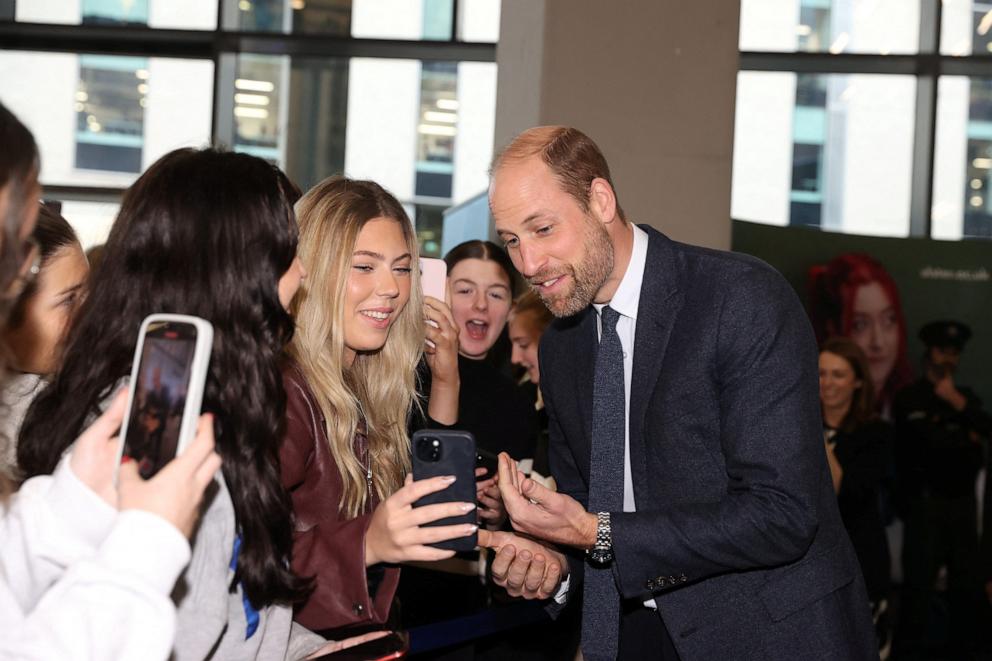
left=581, top=305, right=625, bottom=661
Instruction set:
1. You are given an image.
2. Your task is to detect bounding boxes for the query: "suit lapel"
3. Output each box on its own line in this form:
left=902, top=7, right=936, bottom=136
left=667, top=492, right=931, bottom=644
left=629, top=227, right=683, bottom=506
left=572, top=308, right=598, bottom=466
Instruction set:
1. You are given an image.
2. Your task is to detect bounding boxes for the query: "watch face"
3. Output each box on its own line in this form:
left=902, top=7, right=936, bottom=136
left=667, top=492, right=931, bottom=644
left=589, top=548, right=614, bottom=565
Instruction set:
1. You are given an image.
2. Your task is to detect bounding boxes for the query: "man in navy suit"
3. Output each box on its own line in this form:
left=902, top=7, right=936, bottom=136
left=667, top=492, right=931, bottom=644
left=482, top=126, right=877, bottom=660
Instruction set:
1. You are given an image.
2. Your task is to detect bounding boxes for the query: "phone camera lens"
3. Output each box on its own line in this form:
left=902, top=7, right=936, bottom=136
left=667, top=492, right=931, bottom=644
left=416, top=437, right=443, bottom=462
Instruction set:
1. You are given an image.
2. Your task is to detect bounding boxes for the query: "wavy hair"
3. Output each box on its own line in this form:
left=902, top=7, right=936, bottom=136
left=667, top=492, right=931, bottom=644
left=17, top=148, right=309, bottom=608
left=290, top=176, right=423, bottom=519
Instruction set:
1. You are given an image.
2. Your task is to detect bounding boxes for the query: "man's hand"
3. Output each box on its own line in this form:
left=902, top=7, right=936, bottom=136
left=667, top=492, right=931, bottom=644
left=478, top=529, right=567, bottom=600
left=934, top=374, right=967, bottom=411
left=496, top=452, right=597, bottom=549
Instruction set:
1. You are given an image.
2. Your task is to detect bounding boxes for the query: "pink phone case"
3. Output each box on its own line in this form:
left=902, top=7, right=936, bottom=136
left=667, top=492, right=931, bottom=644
left=420, top=257, right=447, bottom=301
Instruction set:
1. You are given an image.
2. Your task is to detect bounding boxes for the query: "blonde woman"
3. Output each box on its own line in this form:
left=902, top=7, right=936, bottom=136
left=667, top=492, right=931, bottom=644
left=281, top=176, right=473, bottom=636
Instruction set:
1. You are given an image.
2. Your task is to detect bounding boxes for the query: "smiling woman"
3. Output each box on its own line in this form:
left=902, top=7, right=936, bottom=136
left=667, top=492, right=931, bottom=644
left=281, top=175, right=474, bottom=635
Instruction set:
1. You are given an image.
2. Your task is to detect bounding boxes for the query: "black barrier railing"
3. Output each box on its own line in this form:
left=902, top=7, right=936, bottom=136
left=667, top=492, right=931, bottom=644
left=406, top=601, right=551, bottom=655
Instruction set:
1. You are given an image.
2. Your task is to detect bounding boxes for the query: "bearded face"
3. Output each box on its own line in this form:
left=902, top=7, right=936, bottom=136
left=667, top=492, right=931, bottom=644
left=527, top=216, right=614, bottom=318
left=491, top=155, right=623, bottom=319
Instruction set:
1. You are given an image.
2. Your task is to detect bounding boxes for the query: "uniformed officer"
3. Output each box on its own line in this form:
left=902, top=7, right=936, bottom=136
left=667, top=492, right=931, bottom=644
left=893, top=320, right=992, bottom=659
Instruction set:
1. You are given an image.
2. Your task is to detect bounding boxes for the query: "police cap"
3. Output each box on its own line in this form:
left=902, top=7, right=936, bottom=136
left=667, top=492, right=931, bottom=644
left=919, top=320, right=972, bottom=351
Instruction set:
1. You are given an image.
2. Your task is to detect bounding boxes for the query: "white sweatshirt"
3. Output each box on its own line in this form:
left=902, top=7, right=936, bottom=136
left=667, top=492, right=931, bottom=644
left=0, top=458, right=190, bottom=660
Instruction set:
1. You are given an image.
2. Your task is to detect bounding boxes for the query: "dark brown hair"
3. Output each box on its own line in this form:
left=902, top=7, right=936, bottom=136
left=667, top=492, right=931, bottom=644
left=444, top=240, right=520, bottom=297
left=0, top=102, right=40, bottom=312
left=18, top=147, right=309, bottom=608
left=820, top=336, right=876, bottom=432
left=6, top=203, right=80, bottom=330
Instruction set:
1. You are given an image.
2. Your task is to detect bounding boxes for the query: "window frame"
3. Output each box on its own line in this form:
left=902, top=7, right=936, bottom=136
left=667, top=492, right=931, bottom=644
left=738, top=0, right=992, bottom=238
left=0, top=0, right=496, bottom=214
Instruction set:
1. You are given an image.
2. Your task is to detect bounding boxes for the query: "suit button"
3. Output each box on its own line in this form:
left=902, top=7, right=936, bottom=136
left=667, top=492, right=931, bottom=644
left=679, top=573, right=687, bottom=583
left=646, top=579, right=656, bottom=590
left=353, top=603, right=365, bottom=615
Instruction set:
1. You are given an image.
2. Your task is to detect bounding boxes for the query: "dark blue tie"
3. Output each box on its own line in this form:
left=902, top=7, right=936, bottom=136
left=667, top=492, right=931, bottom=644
left=581, top=305, right=625, bottom=661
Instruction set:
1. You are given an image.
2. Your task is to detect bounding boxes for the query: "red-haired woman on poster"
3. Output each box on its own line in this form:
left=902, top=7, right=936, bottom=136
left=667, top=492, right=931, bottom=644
left=808, top=253, right=914, bottom=417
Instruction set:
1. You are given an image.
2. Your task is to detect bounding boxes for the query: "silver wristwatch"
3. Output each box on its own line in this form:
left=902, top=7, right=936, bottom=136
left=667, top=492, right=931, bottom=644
left=586, top=512, right=613, bottom=566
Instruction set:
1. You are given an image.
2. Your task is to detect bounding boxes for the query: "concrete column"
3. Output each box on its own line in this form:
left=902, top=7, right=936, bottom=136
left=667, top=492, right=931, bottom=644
left=494, top=0, right=741, bottom=249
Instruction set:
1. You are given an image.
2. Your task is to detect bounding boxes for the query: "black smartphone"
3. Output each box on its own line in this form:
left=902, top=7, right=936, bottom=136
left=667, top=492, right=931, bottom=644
left=475, top=447, right=499, bottom=480
left=411, top=429, right=478, bottom=552
left=311, top=632, right=407, bottom=660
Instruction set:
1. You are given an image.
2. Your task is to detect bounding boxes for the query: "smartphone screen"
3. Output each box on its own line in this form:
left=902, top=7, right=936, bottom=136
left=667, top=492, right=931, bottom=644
left=121, top=321, right=199, bottom=479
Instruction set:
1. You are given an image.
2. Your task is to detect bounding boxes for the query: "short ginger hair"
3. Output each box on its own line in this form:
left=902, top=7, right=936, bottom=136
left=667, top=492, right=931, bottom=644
left=491, top=126, right=626, bottom=221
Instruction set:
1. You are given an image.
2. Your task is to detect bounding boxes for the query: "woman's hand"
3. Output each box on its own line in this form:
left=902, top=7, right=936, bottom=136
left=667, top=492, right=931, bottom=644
left=69, top=389, right=130, bottom=507
left=423, top=296, right=460, bottom=425
left=365, top=473, right=477, bottom=566
left=118, top=413, right=222, bottom=538
left=475, top=467, right=507, bottom=529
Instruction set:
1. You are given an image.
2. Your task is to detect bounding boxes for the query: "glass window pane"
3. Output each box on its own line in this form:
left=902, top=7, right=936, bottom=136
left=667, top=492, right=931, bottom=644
left=57, top=200, right=121, bottom=250
left=228, top=53, right=496, bottom=251
left=739, top=0, right=921, bottom=54
left=457, top=0, right=500, bottom=42
left=731, top=71, right=916, bottom=237
left=16, top=0, right=217, bottom=30
left=941, top=0, right=992, bottom=56
left=0, top=51, right=214, bottom=188
left=932, top=76, right=992, bottom=239
left=235, top=0, right=458, bottom=40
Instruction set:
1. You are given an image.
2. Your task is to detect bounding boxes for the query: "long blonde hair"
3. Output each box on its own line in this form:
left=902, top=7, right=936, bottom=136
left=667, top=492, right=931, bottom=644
left=290, top=176, right=423, bottom=518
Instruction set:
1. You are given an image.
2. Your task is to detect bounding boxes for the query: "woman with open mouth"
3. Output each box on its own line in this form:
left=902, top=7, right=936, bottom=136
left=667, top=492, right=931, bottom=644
left=443, top=239, right=539, bottom=489
left=396, top=239, right=540, bottom=658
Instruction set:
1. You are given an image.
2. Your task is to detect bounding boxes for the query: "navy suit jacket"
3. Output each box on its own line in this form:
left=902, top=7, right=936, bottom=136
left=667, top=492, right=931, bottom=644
left=539, top=226, right=877, bottom=660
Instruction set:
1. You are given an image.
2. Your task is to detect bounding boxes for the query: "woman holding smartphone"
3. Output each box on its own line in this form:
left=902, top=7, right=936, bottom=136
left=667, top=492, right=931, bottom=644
left=0, top=104, right=221, bottom=660
left=281, top=175, right=473, bottom=636
left=17, top=149, right=375, bottom=659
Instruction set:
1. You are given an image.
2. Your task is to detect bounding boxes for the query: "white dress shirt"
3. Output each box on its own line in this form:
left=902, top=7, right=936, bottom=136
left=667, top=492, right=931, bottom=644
left=554, top=223, right=651, bottom=606
left=591, top=223, right=649, bottom=514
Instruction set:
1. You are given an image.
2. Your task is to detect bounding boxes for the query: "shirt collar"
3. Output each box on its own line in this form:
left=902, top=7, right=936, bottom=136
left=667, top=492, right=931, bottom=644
left=592, top=223, right=648, bottom=321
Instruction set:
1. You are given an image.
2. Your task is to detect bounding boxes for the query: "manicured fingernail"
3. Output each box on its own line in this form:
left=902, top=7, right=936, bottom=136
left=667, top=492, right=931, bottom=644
left=466, top=524, right=478, bottom=533
left=460, top=502, right=476, bottom=512
left=442, top=475, right=456, bottom=483
left=121, top=455, right=133, bottom=464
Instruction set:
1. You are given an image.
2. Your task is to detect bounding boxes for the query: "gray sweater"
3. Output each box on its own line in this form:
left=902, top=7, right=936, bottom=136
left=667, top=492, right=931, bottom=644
left=170, top=475, right=326, bottom=661
left=91, top=381, right=325, bottom=660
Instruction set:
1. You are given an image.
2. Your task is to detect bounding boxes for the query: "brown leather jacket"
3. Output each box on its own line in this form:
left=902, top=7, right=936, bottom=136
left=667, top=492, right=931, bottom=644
left=280, top=362, right=399, bottom=633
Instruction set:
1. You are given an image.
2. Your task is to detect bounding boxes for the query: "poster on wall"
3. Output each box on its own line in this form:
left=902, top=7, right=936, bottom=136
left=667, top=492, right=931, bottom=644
left=731, top=220, right=992, bottom=408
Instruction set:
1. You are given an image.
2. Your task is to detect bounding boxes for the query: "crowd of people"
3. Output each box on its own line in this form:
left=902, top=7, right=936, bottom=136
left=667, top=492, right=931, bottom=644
left=0, top=101, right=570, bottom=660
left=810, top=253, right=992, bottom=659
left=0, top=99, right=990, bottom=661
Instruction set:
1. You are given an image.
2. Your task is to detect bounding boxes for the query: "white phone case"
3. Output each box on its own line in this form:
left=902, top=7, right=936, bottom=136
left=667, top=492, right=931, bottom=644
left=115, top=313, right=213, bottom=480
